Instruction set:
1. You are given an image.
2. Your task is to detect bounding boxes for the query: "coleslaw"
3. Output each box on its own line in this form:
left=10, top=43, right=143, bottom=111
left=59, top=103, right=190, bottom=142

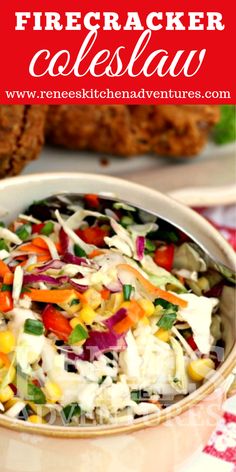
left=0, top=194, right=225, bottom=426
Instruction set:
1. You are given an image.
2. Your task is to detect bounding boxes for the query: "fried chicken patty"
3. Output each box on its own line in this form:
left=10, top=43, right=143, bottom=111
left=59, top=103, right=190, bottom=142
left=0, top=105, right=47, bottom=178
left=46, top=105, right=220, bottom=157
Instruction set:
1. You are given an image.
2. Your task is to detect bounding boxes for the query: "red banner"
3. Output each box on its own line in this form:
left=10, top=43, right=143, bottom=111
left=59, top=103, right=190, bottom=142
left=0, top=0, right=235, bottom=103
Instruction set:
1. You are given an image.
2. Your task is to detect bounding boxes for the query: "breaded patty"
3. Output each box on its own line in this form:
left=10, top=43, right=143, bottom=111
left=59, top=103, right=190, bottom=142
left=46, top=105, right=220, bottom=157
left=0, top=105, right=47, bottom=178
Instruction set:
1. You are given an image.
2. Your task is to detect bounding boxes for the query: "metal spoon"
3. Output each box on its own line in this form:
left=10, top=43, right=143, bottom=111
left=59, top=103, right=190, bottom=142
left=28, top=192, right=236, bottom=285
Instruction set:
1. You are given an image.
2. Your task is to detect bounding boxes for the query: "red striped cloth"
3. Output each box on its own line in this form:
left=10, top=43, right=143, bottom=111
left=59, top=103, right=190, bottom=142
left=184, top=204, right=236, bottom=471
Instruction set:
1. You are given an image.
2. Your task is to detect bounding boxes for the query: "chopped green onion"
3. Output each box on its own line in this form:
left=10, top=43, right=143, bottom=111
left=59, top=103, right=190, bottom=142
left=16, top=224, right=31, bottom=241
left=154, top=298, right=178, bottom=311
left=40, top=221, right=54, bottom=236
left=123, top=284, right=133, bottom=301
left=1, top=284, right=12, bottom=292
left=70, top=298, right=81, bottom=307
left=120, top=216, right=134, bottom=227
left=69, top=324, right=88, bottom=345
left=74, top=244, right=86, bottom=257
left=145, top=239, right=156, bottom=252
left=62, top=403, right=81, bottom=423
left=21, top=287, right=31, bottom=294
left=131, top=390, right=150, bottom=403
left=27, top=383, right=46, bottom=404
left=0, top=239, right=8, bottom=251
left=157, top=311, right=177, bottom=330
left=131, top=390, right=140, bottom=402
left=167, top=231, right=179, bottom=243
left=24, top=319, right=44, bottom=336
left=155, top=298, right=178, bottom=330
left=113, top=202, right=135, bottom=212
left=155, top=230, right=179, bottom=243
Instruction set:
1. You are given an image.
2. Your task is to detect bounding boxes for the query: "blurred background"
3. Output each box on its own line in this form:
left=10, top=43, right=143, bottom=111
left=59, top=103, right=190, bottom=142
left=0, top=104, right=235, bottom=202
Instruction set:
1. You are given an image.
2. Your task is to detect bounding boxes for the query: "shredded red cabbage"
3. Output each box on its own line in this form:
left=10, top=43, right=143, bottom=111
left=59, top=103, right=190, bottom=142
left=136, top=236, right=145, bottom=260
left=69, top=279, right=88, bottom=293
left=83, top=330, right=127, bottom=361
left=23, top=274, right=70, bottom=286
left=59, top=228, right=70, bottom=254
left=104, top=308, right=127, bottom=330
left=36, top=260, right=64, bottom=273
left=62, top=252, right=87, bottom=266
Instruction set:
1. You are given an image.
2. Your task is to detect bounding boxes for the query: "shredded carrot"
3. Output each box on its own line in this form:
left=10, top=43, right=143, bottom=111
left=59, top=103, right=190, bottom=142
left=88, top=249, right=104, bottom=259
left=0, top=352, right=11, bottom=368
left=0, top=260, right=11, bottom=278
left=113, top=300, right=145, bottom=334
left=3, top=273, right=14, bottom=284
left=101, top=288, right=110, bottom=300
left=113, top=316, right=133, bottom=334
left=117, top=264, right=188, bottom=308
left=26, top=289, right=80, bottom=304
left=55, top=242, right=62, bottom=254
left=33, top=237, right=61, bottom=254
left=74, top=291, right=87, bottom=304
left=37, top=255, right=52, bottom=263
left=32, top=237, right=49, bottom=249
left=18, top=243, right=50, bottom=256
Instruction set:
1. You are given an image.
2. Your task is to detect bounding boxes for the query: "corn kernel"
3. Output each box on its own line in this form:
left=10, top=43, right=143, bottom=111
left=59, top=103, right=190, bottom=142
left=139, top=316, right=149, bottom=326
left=28, top=402, right=49, bottom=417
left=120, top=301, right=132, bottom=310
left=84, top=289, right=102, bottom=310
left=4, top=397, right=19, bottom=410
left=44, top=381, right=62, bottom=403
left=0, top=330, right=16, bottom=354
left=138, top=299, right=155, bottom=317
left=187, top=358, right=215, bottom=382
left=79, top=305, right=97, bottom=325
left=69, top=317, right=82, bottom=329
left=26, top=264, right=37, bottom=273
left=59, top=296, right=81, bottom=315
left=28, top=415, right=46, bottom=424
left=155, top=328, right=170, bottom=342
left=106, top=293, right=123, bottom=313
left=0, top=385, right=14, bottom=403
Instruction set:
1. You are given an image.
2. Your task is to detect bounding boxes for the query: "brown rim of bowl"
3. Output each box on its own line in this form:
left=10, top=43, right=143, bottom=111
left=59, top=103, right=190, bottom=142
left=0, top=345, right=235, bottom=438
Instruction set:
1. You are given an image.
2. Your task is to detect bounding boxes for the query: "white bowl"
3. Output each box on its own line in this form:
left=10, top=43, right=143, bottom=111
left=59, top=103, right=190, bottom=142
left=0, top=173, right=235, bottom=472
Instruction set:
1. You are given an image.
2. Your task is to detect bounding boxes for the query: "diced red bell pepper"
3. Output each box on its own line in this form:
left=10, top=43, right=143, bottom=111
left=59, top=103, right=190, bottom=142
left=0, top=291, right=13, bottom=312
left=84, top=194, right=100, bottom=208
left=42, top=304, right=72, bottom=342
left=187, top=335, right=198, bottom=351
left=76, top=226, right=109, bottom=247
left=32, top=223, right=45, bottom=234
left=154, top=244, right=175, bottom=272
left=100, top=288, right=110, bottom=300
